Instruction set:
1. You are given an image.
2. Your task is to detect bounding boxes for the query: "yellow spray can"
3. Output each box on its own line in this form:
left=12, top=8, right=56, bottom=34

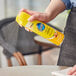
left=16, top=12, right=64, bottom=46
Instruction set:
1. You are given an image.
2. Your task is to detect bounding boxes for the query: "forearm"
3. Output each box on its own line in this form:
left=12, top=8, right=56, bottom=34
left=20, top=0, right=66, bottom=23
left=45, top=0, right=66, bottom=21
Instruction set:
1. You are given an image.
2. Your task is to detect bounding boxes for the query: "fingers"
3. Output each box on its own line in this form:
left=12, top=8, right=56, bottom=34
left=20, top=8, right=37, bottom=15
left=68, top=65, right=76, bottom=75
left=19, top=8, right=49, bottom=22
left=28, top=14, right=41, bottom=22
left=19, top=8, right=43, bottom=22
left=28, top=13, right=49, bottom=23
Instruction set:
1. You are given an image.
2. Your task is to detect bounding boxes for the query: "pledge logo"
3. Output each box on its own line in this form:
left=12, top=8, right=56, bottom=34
left=37, top=23, right=45, bottom=32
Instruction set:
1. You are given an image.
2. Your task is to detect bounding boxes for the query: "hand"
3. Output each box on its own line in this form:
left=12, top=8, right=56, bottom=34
left=19, top=8, right=50, bottom=31
left=20, top=8, right=50, bottom=23
left=68, top=65, right=76, bottom=75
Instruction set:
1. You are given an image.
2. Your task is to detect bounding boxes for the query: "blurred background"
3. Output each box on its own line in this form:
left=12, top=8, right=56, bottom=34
left=0, top=0, right=69, bottom=68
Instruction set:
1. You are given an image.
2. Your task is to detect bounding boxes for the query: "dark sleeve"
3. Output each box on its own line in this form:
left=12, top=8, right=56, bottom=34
left=62, top=0, right=72, bottom=10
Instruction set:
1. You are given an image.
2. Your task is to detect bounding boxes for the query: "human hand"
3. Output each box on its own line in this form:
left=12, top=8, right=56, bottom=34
left=20, top=8, right=50, bottom=23
left=68, top=65, right=76, bottom=75
left=19, top=8, right=51, bottom=31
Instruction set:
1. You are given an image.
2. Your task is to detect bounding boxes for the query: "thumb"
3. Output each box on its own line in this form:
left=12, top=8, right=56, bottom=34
left=28, top=14, right=43, bottom=22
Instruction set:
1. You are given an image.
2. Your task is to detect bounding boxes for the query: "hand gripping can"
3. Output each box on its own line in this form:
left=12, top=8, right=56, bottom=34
left=16, top=12, right=64, bottom=46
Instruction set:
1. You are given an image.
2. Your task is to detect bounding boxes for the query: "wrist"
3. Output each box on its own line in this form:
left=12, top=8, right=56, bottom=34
left=44, top=11, right=53, bottom=22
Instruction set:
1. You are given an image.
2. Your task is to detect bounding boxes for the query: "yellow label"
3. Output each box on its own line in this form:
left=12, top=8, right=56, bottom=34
left=16, top=12, right=64, bottom=46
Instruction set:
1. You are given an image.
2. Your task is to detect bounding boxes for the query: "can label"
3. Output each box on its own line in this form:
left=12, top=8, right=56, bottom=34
left=16, top=12, right=64, bottom=46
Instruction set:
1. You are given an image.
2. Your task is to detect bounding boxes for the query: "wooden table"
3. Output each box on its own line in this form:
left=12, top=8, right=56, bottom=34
left=0, top=65, right=69, bottom=76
